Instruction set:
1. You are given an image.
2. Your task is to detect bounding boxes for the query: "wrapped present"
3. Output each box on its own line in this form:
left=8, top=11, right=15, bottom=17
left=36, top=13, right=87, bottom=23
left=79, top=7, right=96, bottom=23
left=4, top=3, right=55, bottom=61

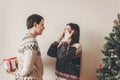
left=0, top=57, right=18, bottom=71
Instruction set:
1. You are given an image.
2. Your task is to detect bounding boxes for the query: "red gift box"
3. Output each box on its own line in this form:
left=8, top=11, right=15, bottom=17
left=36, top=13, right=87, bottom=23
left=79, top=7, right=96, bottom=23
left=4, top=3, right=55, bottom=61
left=0, top=57, right=18, bottom=71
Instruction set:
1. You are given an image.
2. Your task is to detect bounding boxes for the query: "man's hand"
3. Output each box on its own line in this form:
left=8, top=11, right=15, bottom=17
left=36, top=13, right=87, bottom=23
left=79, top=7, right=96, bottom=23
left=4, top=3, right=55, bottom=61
left=6, top=68, right=18, bottom=75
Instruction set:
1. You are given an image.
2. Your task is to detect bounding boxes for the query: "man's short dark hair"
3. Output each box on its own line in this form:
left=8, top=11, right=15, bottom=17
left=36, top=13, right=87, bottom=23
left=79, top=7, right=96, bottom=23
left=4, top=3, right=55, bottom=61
left=26, top=14, right=44, bottom=29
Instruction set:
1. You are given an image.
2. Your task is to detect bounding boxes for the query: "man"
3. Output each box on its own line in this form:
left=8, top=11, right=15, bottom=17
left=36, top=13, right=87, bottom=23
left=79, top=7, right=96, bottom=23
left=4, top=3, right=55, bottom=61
left=8, top=14, right=45, bottom=80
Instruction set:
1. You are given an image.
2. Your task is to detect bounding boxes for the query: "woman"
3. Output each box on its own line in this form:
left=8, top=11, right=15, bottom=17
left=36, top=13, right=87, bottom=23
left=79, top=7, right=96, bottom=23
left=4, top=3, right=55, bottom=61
left=47, top=23, right=82, bottom=80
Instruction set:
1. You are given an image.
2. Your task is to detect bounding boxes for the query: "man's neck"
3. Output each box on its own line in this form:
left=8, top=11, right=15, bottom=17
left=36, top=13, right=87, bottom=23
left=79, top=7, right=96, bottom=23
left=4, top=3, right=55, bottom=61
left=28, top=29, right=37, bottom=38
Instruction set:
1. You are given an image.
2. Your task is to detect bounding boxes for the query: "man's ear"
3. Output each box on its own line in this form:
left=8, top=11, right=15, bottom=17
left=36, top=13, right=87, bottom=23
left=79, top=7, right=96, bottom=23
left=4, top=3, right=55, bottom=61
left=33, top=22, right=38, bottom=28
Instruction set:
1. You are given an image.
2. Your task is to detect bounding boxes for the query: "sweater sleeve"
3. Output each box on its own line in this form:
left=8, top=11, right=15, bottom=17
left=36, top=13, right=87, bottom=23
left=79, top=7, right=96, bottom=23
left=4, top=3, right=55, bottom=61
left=16, top=41, right=38, bottom=77
left=57, top=42, right=80, bottom=60
left=57, top=41, right=76, bottom=59
left=47, top=41, right=59, bottom=58
left=34, top=56, right=43, bottom=78
left=17, top=50, right=36, bottom=77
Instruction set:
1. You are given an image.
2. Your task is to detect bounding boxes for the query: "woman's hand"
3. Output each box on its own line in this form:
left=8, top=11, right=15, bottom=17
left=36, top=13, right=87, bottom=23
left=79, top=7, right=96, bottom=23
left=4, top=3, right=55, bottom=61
left=57, top=28, right=74, bottom=46
left=64, top=28, right=74, bottom=42
left=63, top=28, right=74, bottom=48
left=57, top=31, right=65, bottom=43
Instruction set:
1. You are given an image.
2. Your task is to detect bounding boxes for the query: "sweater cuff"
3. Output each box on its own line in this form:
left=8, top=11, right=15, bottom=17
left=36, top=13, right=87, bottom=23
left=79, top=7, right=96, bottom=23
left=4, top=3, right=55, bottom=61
left=52, top=41, right=59, bottom=45
left=61, top=41, right=68, bottom=46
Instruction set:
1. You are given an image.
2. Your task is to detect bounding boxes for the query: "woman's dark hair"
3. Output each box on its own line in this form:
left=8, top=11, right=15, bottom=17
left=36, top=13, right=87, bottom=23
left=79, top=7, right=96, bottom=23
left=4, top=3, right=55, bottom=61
left=26, top=14, right=44, bottom=29
left=67, top=23, right=80, bottom=45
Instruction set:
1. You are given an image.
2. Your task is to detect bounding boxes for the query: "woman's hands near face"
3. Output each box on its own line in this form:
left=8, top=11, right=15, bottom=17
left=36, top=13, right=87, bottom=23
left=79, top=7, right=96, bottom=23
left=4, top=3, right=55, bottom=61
left=63, top=28, right=74, bottom=46
left=57, top=27, right=74, bottom=45
left=64, top=28, right=74, bottom=40
left=57, top=31, right=65, bottom=43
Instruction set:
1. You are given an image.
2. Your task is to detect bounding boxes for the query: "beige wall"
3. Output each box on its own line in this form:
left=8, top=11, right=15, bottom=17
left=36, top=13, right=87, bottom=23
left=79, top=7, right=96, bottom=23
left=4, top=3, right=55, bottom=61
left=0, top=0, right=120, bottom=80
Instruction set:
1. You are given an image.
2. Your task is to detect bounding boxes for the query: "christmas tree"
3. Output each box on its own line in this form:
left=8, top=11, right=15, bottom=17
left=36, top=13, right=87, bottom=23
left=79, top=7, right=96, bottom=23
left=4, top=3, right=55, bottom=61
left=96, top=14, right=120, bottom=80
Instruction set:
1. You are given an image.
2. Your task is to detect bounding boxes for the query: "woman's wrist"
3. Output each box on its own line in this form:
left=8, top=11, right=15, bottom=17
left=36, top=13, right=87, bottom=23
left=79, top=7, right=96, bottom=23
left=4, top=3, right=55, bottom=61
left=62, top=38, right=69, bottom=42
left=57, top=37, right=63, bottom=43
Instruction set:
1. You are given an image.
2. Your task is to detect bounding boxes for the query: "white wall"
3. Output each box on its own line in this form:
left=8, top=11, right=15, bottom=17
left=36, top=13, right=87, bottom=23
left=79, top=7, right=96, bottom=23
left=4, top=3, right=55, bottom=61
left=0, top=0, right=119, bottom=80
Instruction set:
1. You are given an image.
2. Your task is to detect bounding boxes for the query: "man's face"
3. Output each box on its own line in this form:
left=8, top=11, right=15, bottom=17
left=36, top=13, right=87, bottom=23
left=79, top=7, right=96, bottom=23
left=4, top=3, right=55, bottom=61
left=36, top=19, right=45, bottom=35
